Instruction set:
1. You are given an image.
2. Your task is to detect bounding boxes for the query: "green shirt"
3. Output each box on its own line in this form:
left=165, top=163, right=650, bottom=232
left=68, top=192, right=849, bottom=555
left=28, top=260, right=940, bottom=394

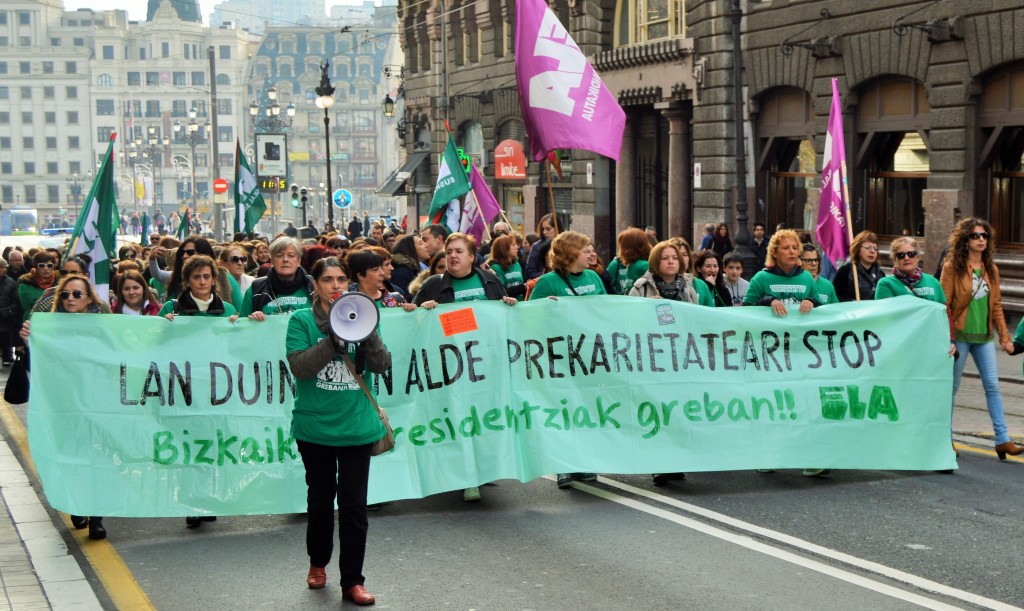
left=157, top=299, right=237, bottom=317
left=606, top=258, right=650, bottom=295
left=17, top=281, right=45, bottom=322
left=286, top=308, right=385, bottom=447
left=958, top=269, right=990, bottom=343
left=492, top=261, right=524, bottom=291
left=743, top=268, right=817, bottom=306
left=238, top=284, right=312, bottom=316
left=529, top=270, right=607, bottom=299
left=226, top=273, right=243, bottom=308
left=874, top=274, right=945, bottom=305
left=450, top=272, right=488, bottom=302
left=693, top=278, right=715, bottom=307
left=811, top=276, right=840, bottom=305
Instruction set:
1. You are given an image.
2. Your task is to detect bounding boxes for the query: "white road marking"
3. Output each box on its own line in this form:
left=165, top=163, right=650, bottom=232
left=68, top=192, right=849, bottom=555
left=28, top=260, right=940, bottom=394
left=562, top=476, right=1018, bottom=611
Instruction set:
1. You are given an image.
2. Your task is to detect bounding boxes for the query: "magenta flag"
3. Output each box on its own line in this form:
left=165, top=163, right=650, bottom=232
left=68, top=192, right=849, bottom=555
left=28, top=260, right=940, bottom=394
left=470, top=163, right=502, bottom=225
left=460, top=164, right=504, bottom=245
left=816, top=79, right=852, bottom=268
left=514, top=0, right=625, bottom=162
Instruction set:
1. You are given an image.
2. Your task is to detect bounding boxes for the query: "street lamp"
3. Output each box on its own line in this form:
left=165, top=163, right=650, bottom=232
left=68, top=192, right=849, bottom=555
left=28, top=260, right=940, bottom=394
left=174, top=107, right=210, bottom=217
left=315, top=61, right=336, bottom=232
left=65, top=170, right=92, bottom=220
left=140, top=125, right=170, bottom=216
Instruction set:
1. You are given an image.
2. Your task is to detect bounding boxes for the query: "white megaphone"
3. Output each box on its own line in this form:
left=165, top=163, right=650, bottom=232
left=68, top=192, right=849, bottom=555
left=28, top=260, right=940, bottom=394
left=328, top=292, right=380, bottom=343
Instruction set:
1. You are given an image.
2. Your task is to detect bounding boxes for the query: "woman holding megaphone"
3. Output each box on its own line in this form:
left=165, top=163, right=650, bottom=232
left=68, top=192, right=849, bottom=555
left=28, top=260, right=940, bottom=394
left=286, top=256, right=392, bottom=605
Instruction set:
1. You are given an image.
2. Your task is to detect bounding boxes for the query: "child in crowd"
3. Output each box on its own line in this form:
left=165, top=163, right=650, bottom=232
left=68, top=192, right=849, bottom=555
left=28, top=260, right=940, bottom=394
left=722, top=252, right=748, bottom=306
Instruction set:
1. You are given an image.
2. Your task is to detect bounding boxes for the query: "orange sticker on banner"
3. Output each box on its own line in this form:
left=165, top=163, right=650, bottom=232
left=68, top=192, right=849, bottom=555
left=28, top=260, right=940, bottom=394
left=439, top=308, right=479, bottom=336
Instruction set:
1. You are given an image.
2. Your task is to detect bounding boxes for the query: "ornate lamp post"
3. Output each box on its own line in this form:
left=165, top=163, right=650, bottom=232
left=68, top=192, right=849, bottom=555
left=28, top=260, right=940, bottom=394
left=65, top=170, right=92, bottom=220
left=314, top=61, right=336, bottom=232
left=139, top=125, right=169, bottom=216
left=174, top=107, right=210, bottom=215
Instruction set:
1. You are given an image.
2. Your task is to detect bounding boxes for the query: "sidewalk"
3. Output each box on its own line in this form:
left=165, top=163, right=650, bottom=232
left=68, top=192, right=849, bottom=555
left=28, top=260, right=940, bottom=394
left=0, top=365, right=103, bottom=611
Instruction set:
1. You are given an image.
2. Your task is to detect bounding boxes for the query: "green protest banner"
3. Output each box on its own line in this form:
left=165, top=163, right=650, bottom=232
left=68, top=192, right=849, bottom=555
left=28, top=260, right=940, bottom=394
left=27, top=296, right=954, bottom=516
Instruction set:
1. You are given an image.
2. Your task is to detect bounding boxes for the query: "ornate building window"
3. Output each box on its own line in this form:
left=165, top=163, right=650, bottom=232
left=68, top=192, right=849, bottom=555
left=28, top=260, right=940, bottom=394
left=615, top=0, right=685, bottom=46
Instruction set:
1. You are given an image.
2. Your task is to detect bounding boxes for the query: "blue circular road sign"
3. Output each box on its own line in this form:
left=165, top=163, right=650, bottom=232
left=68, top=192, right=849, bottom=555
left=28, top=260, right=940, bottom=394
left=333, top=189, right=353, bottom=209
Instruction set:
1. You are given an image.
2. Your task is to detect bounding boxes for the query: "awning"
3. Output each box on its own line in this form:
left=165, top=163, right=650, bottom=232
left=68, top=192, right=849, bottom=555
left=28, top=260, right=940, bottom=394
left=376, top=151, right=430, bottom=196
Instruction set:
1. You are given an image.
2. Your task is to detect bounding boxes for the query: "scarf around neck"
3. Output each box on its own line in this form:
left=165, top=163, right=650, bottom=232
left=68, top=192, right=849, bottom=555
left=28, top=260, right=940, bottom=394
left=268, top=265, right=309, bottom=297
left=892, top=266, right=923, bottom=290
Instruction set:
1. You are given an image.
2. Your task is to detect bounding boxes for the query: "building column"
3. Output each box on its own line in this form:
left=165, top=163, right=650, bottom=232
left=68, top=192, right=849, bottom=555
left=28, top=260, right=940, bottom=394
left=663, top=108, right=691, bottom=240
left=615, top=116, right=635, bottom=233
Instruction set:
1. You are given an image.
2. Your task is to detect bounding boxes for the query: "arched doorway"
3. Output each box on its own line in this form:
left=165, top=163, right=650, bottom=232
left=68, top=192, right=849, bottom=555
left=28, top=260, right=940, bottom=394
left=979, top=63, right=1024, bottom=245
left=855, top=77, right=930, bottom=237
left=755, top=87, right=816, bottom=231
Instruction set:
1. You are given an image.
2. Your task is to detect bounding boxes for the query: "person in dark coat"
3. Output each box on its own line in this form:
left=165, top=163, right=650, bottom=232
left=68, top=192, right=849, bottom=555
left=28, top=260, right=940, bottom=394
left=347, top=214, right=363, bottom=240
left=0, top=258, right=19, bottom=364
left=833, top=230, right=886, bottom=301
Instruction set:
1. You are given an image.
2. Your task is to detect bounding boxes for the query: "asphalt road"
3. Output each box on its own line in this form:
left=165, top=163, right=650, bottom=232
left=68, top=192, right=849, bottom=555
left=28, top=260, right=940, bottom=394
left=67, top=458, right=1019, bottom=610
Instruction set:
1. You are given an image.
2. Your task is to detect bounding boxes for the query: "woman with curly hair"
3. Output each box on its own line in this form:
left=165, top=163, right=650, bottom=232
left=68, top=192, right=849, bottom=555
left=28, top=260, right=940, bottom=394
left=606, top=227, right=651, bottom=295
left=743, top=228, right=816, bottom=315
left=941, top=219, right=1023, bottom=460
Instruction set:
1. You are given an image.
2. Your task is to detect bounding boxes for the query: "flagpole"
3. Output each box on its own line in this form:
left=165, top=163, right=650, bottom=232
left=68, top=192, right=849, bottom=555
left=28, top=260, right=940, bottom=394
left=842, top=161, right=859, bottom=301
left=545, top=159, right=559, bottom=234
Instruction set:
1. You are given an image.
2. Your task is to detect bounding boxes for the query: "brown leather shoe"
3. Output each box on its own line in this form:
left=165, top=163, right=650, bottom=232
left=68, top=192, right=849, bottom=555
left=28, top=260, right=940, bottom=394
left=995, top=441, right=1024, bottom=461
left=307, top=566, right=326, bottom=589
left=342, top=584, right=376, bottom=605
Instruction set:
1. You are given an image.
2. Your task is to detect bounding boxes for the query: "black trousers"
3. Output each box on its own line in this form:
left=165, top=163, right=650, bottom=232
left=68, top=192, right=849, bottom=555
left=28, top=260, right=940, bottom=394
left=296, top=439, right=372, bottom=589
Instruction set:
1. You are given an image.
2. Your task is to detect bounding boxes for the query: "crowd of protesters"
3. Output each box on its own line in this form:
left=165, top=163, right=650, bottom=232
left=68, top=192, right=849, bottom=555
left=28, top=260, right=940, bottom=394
left=6, top=212, right=1020, bottom=605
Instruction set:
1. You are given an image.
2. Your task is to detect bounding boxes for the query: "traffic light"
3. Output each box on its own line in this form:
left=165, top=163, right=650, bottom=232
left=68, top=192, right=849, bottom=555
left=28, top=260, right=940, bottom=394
left=290, top=184, right=300, bottom=208
left=300, top=188, right=308, bottom=209
left=457, top=147, right=471, bottom=175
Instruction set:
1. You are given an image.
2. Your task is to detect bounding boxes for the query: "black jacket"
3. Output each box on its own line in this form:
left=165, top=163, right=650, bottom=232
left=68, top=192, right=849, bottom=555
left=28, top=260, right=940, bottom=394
left=833, top=261, right=885, bottom=302
left=413, top=267, right=508, bottom=305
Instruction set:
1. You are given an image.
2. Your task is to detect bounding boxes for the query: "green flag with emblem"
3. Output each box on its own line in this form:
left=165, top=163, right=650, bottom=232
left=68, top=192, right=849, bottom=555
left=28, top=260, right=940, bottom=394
left=64, top=134, right=120, bottom=301
left=235, top=139, right=267, bottom=234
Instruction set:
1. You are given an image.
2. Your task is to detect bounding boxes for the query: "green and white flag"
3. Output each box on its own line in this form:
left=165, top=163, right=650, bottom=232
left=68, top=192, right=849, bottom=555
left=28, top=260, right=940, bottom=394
left=65, top=134, right=120, bottom=301
left=235, top=139, right=267, bottom=234
left=175, top=210, right=189, bottom=240
left=428, top=134, right=471, bottom=234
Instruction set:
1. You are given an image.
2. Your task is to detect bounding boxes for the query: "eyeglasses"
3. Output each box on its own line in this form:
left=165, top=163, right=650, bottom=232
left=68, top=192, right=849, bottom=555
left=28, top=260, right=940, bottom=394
left=125, top=252, right=137, bottom=259
left=229, top=256, right=248, bottom=264
left=895, top=251, right=918, bottom=260
left=861, top=245, right=878, bottom=252
left=59, top=290, right=85, bottom=300
left=181, top=248, right=197, bottom=256
left=969, top=232, right=990, bottom=241
left=36, top=263, right=54, bottom=269
left=800, top=258, right=819, bottom=264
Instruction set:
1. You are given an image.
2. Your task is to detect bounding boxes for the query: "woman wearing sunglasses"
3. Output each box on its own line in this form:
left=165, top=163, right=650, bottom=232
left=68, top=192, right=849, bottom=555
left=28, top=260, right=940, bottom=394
left=20, top=273, right=109, bottom=539
left=219, top=244, right=254, bottom=295
left=151, top=236, right=241, bottom=305
left=17, top=251, right=60, bottom=321
left=941, top=219, right=1023, bottom=460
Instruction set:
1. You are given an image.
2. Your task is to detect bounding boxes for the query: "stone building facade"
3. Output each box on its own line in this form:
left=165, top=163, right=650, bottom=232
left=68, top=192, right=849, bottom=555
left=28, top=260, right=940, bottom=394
left=397, top=0, right=1024, bottom=304
left=687, top=0, right=1024, bottom=307
left=395, top=0, right=695, bottom=257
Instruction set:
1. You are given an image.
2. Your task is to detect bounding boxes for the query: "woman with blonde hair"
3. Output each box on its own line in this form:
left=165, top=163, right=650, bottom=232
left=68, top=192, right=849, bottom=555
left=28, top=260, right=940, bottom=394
left=941, top=219, right=1023, bottom=460
left=743, top=229, right=816, bottom=315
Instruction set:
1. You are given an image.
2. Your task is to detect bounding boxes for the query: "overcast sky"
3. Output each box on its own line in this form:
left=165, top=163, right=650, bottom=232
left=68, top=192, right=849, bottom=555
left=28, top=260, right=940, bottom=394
left=60, top=1, right=373, bottom=25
